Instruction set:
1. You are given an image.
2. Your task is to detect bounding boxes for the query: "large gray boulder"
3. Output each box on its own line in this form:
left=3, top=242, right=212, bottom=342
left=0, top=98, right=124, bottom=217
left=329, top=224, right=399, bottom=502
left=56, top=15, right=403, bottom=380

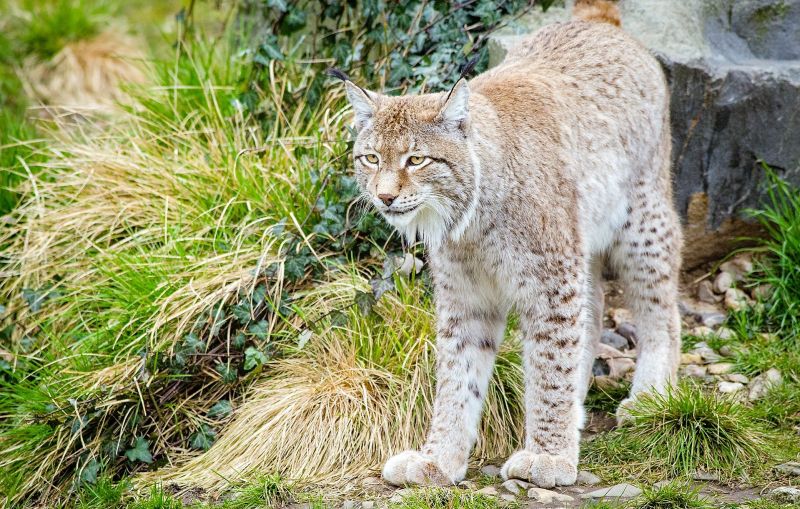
left=489, top=0, right=800, bottom=267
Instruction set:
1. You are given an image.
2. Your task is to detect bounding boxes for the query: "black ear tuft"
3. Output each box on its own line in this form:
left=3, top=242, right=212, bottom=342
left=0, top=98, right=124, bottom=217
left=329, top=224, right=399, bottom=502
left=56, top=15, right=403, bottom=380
left=458, top=55, right=480, bottom=81
left=326, top=67, right=351, bottom=82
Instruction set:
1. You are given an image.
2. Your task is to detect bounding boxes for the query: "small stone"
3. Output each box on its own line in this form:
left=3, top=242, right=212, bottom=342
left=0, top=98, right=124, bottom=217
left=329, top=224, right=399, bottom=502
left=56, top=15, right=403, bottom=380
left=718, top=381, right=744, bottom=393
left=749, top=368, right=782, bottom=401
left=397, top=253, right=424, bottom=276
left=608, top=357, right=636, bottom=379
left=610, top=308, right=633, bottom=328
left=361, top=502, right=374, bottom=509
left=717, top=328, right=735, bottom=340
left=691, top=344, right=722, bottom=363
left=775, top=462, right=800, bottom=476
left=682, top=364, right=707, bottom=378
left=713, top=271, right=734, bottom=293
left=594, top=375, right=621, bottom=390
left=500, top=494, right=516, bottom=502
left=697, top=280, right=722, bottom=304
left=601, top=329, right=630, bottom=351
left=718, top=344, right=734, bottom=357
left=725, top=373, right=749, bottom=384
left=477, top=486, right=498, bottom=497
left=693, top=471, right=720, bottom=481
left=458, top=480, right=477, bottom=490
left=701, top=312, right=726, bottom=328
left=527, top=488, right=574, bottom=504
left=725, top=288, right=751, bottom=311
left=501, top=480, right=522, bottom=495
left=691, top=326, right=714, bottom=337
left=681, top=353, right=702, bottom=365
left=480, top=464, right=501, bottom=477
left=342, top=501, right=359, bottom=509
left=720, top=255, right=753, bottom=282
left=581, top=483, right=642, bottom=499
left=577, top=470, right=601, bottom=485
left=770, top=486, right=800, bottom=503
left=707, top=363, right=734, bottom=375
left=758, top=332, right=779, bottom=342
left=361, top=476, right=383, bottom=487
left=616, top=322, right=638, bottom=345
left=752, top=284, right=774, bottom=301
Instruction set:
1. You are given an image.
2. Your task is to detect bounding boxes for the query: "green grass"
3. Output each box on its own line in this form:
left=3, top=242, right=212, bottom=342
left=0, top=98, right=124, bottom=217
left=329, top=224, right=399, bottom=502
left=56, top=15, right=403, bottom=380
left=635, top=482, right=712, bottom=509
left=583, top=382, right=774, bottom=482
left=388, top=488, right=513, bottom=509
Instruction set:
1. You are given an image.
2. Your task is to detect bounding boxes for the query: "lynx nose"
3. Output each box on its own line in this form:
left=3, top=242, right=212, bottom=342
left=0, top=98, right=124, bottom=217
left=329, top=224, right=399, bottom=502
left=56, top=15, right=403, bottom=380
left=378, top=193, right=397, bottom=206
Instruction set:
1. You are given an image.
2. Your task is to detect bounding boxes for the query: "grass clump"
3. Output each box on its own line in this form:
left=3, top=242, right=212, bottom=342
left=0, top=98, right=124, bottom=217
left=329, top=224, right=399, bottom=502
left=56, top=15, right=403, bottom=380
left=583, top=383, right=773, bottom=482
left=635, top=482, right=711, bottom=509
left=389, top=488, right=512, bottom=509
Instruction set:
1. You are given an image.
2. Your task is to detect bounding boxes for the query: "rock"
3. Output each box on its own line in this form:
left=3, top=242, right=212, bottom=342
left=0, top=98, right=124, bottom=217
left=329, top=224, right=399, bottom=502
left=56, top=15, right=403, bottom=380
left=581, top=483, right=642, bottom=499
left=577, top=470, right=602, bottom=486
left=361, top=502, right=374, bottom=509
left=601, top=329, right=631, bottom=351
left=527, top=488, right=574, bottom=504
left=707, top=362, right=734, bottom=375
left=719, top=343, right=735, bottom=356
left=500, top=494, right=516, bottom=503
left=693, top=471, right=720, bottom=481
left=725, top=288, right=752, bottom=311
left=749, top=368, right=782, bottom=401
left=609, top=308, right=633, bottom=328
left=752, top=284, right=774, bottom=301
left=594, top=375, right=622, bottom=390
left=501, top=480, right=523, bottom=495
left=718, top=381, right=745, bottom=394
left=342, top=501, right=359, bottom=509
left=775, top=462, right=800, bottom=476
left=488, top=2, right=800, bottom=268
left=616, top=322, right=638, bottom=346
left=720, top=256, right=754, bottom=282
left=593, top=358, right=611, bottom=377
left=725, top=373, right=749, bottom=384
left=682, top=364, right=707, bottom=378
left=770, top=487, right=800, bottom=504
left=697, top=280, right=722, bottom=304
left=713, top=271, right=734, bottom=293
left=458, top=481, right=477, bottom=490
left=477, top=486, right=499, bottom=497
left=681, top=353, right=703, bottom=365
left=480, top=464, right=501, bottom=477
left=701, top=312, right=726, bottom=328
left=397, top=253, right=424, bottom=276
left=690, top=344, right=722, bottom=363
left=691, top=326, right=714, bottom=338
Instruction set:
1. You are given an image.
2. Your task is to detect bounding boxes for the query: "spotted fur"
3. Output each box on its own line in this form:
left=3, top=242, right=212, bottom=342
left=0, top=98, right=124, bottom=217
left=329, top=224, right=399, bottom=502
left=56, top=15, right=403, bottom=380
left=338, top=0, right=681, bottom=489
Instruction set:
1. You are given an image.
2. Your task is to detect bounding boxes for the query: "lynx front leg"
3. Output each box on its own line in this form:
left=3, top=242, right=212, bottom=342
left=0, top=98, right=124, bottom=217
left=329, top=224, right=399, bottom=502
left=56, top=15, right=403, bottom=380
left=383, top=282, right=507, bottom=486
left=502, top=259, right=586, bottom=488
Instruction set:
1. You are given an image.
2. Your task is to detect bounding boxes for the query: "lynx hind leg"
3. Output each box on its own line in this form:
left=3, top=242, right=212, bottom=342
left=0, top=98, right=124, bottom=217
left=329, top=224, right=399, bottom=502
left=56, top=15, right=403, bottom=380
left=611, top=197, right=682, bottom=421
left=576, top=255, right=604, bottom=428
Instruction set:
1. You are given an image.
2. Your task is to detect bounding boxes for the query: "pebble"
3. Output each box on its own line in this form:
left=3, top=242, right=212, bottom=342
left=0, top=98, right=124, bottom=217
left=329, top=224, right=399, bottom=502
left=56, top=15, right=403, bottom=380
left=752, top=284, right=774, bottom=300
left=691, top=326, right=714, bottom=337
left=500, top=494, right=516, bottom=502
left=701, top=312, right=726, bottom=328
left=775, top=462, right=800, bottom=476
left=713, top=271, right=734, bottom=293
left=693, top=471, right=720, bottom=481
left=718, top=381, right=744, bottom=393
left=707, top=363, right=734, bottom=375
left=608, top=357, right=636, bottom=378
left=477, top=486, right=498, bottom=497
left=581, top=483, right=642, bottom=499
left=719, top=343, right=735, bottom=356
left=725, top=288, right=751, bottom=311
left=692, top=344, right=722, bottom=363
left=725, top=373, right=749, bottom=384
left=681, top=353, right=702, bottom=365
left=458, top=480, right=477, bottom=490
left=697, top=280, right=722, bottom=304
left=682, top=365, right=707, bottom=378
left=361, top=502, right=374, bottom=509
left=749, top=368, right=782, bottom=401
left=527, top=488, right=574, bottom=504
left=594, top=375, right=621, bottom=390
left=361, top=476, right=383, bottom=487
left=720, top=256, right=753, bottom=281
left=770, top=486, right=800, bottom=503
left=601, top=329, right=630, bottom=351
left=577, top=470, right=602, bottom=486
left=616, top=322, right=638, bottom=345
left=610, top=308, right=633, bottom=328
left=480, top=465, right=501, bottom=477
left=343, top=501, right=359, bottom=509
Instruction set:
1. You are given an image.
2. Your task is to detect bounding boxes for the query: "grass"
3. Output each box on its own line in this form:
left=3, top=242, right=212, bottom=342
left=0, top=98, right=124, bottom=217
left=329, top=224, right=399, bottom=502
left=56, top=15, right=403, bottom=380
left=388, top=488, right=512, bottom=509
left=635, top=482, right=711, bottom=509
left=582, top=382, right=775, bottom=482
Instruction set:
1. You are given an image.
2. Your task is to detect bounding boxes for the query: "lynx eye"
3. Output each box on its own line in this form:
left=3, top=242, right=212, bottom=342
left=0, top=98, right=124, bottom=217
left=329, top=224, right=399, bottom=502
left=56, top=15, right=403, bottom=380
left=408, top=155, right=427, bottom=166
left=362, top=154, right=379, bottom=164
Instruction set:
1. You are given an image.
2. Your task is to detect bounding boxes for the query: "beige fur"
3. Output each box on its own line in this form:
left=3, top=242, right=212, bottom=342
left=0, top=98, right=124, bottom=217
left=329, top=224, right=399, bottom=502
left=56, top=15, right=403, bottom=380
left=335, top=0, right=681, bottom=488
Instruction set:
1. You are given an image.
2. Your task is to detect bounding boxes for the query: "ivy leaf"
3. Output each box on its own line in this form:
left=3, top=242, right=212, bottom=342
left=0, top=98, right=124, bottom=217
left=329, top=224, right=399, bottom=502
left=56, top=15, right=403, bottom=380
left=182, top=333, right=205, bottom=353
left=125, top=437, right=153, bottom=464
left=370, top=277, right=395, bottom=300
left=215, top=362, right=238, bottom=384
left=189, top=424, right=217, bottom=450
left=243, top=346, right=269, bottom=371
left=80, top=458, right=100, bottom=484
left=354, top=290, right=376, bottom=317
left=207, top=400, right=232, bottom=418
left=233, top=331, right=247, bottom=350
left=252, top=284, right=268, bottom=305
left=231, top=300, right=252, bottom=323
left=329, top=310, right=349, bottom=327
left=247, top=320, right=269, bottom=340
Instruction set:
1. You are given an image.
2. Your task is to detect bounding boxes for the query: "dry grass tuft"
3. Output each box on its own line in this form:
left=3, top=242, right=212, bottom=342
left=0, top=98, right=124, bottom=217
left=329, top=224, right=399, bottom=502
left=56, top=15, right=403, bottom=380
left=24, top=30, right=146, bottom=113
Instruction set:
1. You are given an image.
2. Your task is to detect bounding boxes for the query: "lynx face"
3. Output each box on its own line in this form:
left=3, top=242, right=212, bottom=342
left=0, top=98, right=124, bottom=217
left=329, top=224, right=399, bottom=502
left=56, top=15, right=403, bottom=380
left=345, top=81, right=479, bottom=245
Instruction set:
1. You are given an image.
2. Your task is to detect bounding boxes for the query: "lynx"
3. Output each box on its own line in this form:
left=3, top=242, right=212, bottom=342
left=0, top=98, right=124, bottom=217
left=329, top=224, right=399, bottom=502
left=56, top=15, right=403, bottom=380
left=332, top=0, right=682, bottom=488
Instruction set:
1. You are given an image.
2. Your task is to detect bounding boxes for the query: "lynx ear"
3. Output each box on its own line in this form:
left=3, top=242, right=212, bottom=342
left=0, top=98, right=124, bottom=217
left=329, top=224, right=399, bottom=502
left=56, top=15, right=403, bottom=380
left=438, top=78, right=470, bottom=132
left=327, top=68, right=379, bottom=130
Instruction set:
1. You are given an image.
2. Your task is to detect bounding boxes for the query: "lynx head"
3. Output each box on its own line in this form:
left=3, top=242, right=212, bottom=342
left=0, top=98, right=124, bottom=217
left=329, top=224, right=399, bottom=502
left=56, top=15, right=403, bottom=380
left=330, top=69, right=480, bottom=247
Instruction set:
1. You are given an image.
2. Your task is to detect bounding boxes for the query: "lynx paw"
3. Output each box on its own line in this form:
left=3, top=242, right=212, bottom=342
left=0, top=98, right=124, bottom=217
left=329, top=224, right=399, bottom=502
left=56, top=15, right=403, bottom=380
left=501, top=450, right=577, bottom=488
left=615, top=396, right=637, bottom=426
left=382, top=451, right=453, bottom=486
